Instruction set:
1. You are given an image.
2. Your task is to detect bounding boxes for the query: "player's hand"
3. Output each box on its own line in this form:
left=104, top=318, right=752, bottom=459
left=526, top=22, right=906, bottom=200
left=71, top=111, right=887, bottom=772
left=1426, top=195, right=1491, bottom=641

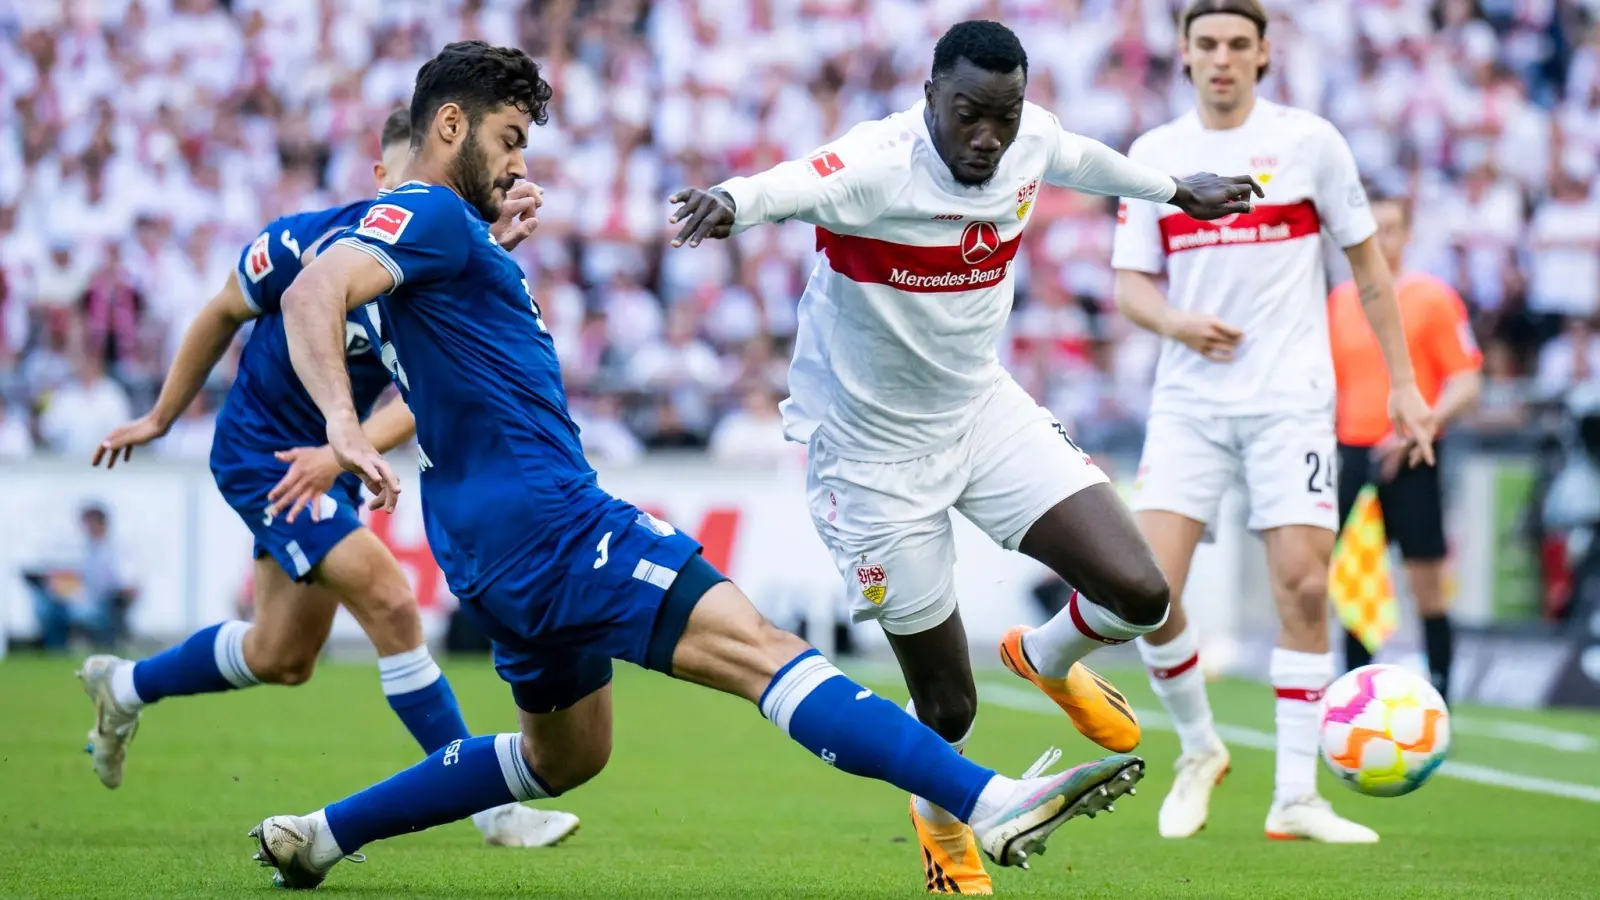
left=326, top=413, right=401, bottom=514
left=91, top=414, right=170, bottom=469
left=1171, top=173, right=1264, bottom=221
left=266, top=446, right=344, bottom=524
left=1167, top=310, right=1244, bottom=362
left=491, top=181, right=543, bottom=251
left=1372, top=433, right=1410, bottom=483
left=1388, top=384, right=1437, bottom=468
left=667, top=188, right=735, bottom=247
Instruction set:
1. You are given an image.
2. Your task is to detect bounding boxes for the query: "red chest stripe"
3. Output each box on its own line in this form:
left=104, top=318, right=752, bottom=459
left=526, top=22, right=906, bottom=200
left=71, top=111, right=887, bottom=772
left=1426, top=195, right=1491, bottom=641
left=815, top=226, right=1023, bottom=294
left=1158, top=200, right=1321, bottom=255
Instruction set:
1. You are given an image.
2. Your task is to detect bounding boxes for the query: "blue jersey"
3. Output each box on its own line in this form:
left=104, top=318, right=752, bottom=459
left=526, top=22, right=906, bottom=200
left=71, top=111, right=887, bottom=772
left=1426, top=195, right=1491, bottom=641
left=344, top=183, right=605, bottom=597
left=213, top=202, right=394, bottom=455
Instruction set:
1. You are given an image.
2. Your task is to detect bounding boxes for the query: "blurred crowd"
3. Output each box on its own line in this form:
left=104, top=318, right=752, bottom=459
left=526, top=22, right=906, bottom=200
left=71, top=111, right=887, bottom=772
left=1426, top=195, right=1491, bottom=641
left=2, top=0, right=1600, bottom=467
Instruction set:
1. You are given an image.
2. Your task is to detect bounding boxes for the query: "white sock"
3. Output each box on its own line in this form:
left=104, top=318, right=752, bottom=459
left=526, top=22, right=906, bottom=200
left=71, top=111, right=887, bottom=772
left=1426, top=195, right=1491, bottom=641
left=906, top=699, right=971, bottom=826
left=110, top=660, right=145, bottom=711
left=1270, top=648, right=1333, bottom=807
left=216, top=620, right=262, bottom=688
left=306, top=809, right=345, bottom=869
left=1021, top=590, right=1162, bottom=679
left=1137, top=627, right=1221, bottom=757
left=377, top=644, right=443, bottom=696
left=967, top=775, right=1020, bottom=828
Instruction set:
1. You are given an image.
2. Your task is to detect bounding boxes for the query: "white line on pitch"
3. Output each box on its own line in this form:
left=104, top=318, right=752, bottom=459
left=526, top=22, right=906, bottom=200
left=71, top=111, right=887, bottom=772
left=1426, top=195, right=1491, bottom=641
left=975, top=682, right=1600, bottom=805
left=1449, top=717, right=1599, bottom=753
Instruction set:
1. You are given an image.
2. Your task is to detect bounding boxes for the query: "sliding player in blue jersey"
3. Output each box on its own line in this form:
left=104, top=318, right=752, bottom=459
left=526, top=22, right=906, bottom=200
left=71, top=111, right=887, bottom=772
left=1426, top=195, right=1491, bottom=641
left=251, top=40, right=1144, bottom=890
left=79, top=107, right=575, bottom=849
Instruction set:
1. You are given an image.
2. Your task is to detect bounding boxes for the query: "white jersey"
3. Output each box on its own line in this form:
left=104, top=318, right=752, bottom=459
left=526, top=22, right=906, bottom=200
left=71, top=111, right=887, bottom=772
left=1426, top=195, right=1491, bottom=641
left=1110, top=99, right=1377, bottom=418
left=717, top=100, right=1175, bottom=462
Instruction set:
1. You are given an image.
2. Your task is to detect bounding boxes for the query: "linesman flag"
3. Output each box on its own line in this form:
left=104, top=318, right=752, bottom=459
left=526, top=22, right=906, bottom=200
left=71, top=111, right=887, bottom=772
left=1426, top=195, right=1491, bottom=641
left=1329, top=485, right=1400, bottom=653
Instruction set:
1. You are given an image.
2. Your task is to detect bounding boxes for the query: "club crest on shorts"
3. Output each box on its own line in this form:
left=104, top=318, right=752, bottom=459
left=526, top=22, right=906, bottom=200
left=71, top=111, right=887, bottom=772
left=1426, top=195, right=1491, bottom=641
left=855, top=562, right=887, bottom=605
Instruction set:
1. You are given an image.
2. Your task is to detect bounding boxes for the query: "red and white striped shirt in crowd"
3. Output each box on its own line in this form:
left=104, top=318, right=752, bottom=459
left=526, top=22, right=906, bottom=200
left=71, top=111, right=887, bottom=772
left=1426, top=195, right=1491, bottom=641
left=716, top=100, right=1175, bottom=462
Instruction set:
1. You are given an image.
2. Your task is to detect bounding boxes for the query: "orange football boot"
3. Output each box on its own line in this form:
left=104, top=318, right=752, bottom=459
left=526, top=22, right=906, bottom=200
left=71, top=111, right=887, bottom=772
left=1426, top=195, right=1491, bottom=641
left=999, top=625, right=1141, bottom=752
left=909, top=798, right=992, bottom=894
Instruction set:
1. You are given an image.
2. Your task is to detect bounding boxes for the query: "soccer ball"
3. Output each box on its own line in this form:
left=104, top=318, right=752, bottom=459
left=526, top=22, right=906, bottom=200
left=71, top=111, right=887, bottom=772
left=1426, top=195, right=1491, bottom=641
left=1318, top=664, right=1450, bottom=797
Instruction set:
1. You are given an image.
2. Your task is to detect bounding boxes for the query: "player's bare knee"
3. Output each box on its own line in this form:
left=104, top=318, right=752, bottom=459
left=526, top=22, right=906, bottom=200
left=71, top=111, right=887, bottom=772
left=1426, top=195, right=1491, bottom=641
left=363, top=583, right=423, bottom=651
left=910, top=688, right=976, bottom=744
left=254, top=646, right=319, bottom=686
left=1103, top=562, right=1170, bottom=627
left=1280, top=570, right=1330, bottom=629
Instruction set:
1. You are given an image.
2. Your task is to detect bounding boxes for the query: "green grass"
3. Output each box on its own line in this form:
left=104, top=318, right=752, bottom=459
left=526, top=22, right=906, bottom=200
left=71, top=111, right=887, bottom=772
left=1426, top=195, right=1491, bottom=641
left=1, top=654, right=1597, bottom=898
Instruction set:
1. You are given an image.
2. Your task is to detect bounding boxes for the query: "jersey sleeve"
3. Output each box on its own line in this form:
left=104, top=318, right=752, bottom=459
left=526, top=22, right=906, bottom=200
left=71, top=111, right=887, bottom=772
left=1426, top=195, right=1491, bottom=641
left=1044, top=115, right=1175, bottom=204
left=234, top=217, right=305, bottom=315
left=1109, top=135, right=1168, bottom=274
left=715, top=124, right=903, bottom=235
left=1425, top=281, right=1483, bottom=377
left=1311, top=120, right=1378, bottom=249
left=332, top=187, right=471, bottom=293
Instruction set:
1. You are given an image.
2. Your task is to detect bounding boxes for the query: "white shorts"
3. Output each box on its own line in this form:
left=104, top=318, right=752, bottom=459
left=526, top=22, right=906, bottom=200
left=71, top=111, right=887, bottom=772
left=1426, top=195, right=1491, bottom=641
left=806, top=377, right=1109, bottom=635
left=1129, top=410, right=1339, bottom=536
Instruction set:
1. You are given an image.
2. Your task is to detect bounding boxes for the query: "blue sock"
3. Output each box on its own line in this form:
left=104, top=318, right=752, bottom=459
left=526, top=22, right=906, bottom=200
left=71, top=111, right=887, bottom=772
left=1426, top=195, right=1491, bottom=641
left=759, top=650, right=996, bottom=821
left=323, top=733, right=550, bottom=852
left=379, top=646, right=471, bottom=754
left=131, top=621, right=260, bottom=705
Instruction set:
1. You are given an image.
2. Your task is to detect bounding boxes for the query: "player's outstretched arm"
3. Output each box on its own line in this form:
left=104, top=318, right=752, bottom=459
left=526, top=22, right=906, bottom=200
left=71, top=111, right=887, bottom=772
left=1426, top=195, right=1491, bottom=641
left=1345, top=237, right=1436, bottom=465
left=1049, top=130, right=1261, bottom=220
left=281, top=243, right=403, bottom=512
left=92, top=276, right=257, bottom=468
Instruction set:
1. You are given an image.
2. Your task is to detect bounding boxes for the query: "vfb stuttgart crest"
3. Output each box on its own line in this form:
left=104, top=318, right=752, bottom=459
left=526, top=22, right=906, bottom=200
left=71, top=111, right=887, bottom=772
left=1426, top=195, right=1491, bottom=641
left=1016, top=178, right=1039, bottom=219
left=856, top=563, right=887, bottom=605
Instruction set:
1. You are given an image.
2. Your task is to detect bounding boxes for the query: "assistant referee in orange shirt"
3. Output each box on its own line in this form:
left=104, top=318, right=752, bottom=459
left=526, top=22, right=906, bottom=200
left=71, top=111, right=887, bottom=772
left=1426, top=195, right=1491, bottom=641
left=1328, top=192, right=1482, bottom=701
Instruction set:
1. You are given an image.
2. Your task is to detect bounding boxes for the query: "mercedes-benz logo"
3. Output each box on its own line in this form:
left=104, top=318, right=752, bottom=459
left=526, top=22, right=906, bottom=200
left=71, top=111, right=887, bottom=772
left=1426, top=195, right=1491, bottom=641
left=960, top=221, right=1000, bottom=265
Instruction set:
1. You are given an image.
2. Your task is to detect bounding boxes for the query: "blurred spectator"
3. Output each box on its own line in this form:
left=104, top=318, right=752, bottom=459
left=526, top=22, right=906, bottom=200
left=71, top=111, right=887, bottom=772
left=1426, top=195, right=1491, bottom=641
left=0, top=401, right=34, bottom=459
left=573, top=392, right=646, bottom=466
left=709, top=386, right=792, bottom=465
left=26, top=504, right=136, bottom=652
left=2, top=0, right=1597, bottom=457
left=39, top=353, right=133, bottom=458
left=156, top=392, right=218, bottom=460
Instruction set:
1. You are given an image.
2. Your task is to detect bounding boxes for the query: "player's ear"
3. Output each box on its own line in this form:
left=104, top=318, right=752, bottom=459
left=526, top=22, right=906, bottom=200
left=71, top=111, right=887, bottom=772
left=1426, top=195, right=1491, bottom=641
left=372, top=162, right=386, bottom=190
left=923, top=79, right=934, bottom=107
left=437, top=102, right=465, bottom=145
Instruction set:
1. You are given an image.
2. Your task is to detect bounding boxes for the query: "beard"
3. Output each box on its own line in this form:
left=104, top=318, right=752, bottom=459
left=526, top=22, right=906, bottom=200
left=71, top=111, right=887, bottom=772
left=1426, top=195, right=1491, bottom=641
left=450, top=127, right=515, bottom=222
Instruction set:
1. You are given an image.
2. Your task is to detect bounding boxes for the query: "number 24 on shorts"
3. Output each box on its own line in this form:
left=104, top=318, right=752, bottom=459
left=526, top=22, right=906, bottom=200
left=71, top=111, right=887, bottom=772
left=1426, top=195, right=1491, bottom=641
left=1305, top=450, right=1336, bottom=493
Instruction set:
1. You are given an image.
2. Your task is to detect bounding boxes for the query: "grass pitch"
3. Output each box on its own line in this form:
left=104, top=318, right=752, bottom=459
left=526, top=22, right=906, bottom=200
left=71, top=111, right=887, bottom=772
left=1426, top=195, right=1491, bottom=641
left=1, top=653, right=1596, bottom=898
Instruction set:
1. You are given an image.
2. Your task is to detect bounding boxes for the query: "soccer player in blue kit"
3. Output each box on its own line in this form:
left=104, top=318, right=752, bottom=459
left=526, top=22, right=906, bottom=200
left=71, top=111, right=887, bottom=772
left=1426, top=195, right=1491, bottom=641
left=78, top=108, right=576, bottom=848
left=252, top=41, right=1144, bottom=890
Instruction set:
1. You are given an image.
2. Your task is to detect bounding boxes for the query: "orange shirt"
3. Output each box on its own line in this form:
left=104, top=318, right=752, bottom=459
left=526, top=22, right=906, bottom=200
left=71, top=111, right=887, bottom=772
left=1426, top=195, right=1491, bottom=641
left=1328, top=272, right=1482, bottom=447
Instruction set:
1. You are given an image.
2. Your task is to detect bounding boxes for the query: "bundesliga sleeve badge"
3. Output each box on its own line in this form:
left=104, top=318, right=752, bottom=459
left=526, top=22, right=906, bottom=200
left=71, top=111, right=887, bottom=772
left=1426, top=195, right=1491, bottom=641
left=356, top=204, right=414, bottom=245
left=244, top=232, right=274, bottom=283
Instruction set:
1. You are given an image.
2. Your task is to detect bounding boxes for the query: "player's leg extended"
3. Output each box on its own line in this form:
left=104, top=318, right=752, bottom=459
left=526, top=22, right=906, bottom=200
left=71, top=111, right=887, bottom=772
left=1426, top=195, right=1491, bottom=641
left=314, top=527, right=580, bottom=849
left=78, top=557, right=337, bottom=789
left=887, top=608, right=991, bottom=894
left=254, top=681, right=609, bottom=889
left=950, top=383, right=1161, bottom=753
left=671, top=568, right=1143, bottom=869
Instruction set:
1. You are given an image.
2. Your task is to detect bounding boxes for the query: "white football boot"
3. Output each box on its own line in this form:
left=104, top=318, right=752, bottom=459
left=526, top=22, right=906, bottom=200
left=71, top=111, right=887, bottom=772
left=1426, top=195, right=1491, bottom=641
left=472, top=804, right=580, bottom=848
left=1264, top=795, right=1379, bottom=843
left=77, top=655, right=140, bottom=789
left=1157, top=744, right=1231, bottom=838
left=972, top=749, right=1145, bottom=869
left=250, top=814, right=364, bottom=890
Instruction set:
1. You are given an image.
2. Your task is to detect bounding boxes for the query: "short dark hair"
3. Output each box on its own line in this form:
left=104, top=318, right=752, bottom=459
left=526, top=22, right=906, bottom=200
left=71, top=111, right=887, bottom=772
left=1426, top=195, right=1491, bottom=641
left=1366, top=187, right=1413, bottom=226
left=380, top=107, right=411, bottom=149
left=409, top=40, right=553, bottom=149
left=1181, top=0, right=1271, bottom=81
left=931, top=20, right=1028, bottom=81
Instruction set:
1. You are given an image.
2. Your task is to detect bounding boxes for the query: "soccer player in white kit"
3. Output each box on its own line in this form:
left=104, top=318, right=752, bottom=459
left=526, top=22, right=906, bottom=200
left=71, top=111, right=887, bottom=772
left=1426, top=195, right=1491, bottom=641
left=1111, top=0, right=1437, bottom=844
left=671, top=20, right=1261, bottom=892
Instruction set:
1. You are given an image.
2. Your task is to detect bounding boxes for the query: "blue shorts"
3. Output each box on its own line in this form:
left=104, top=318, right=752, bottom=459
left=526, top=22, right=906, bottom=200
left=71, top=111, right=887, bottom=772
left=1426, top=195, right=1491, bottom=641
left=211, top=448, right=365, bottom=582
left=461, top=504, right=727, bottom=714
